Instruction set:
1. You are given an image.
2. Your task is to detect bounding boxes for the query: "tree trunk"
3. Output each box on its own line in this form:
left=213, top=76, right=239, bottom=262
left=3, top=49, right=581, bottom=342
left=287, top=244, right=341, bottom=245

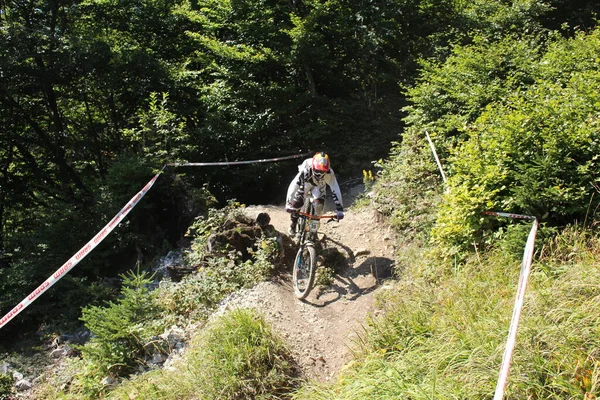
left=303, top=58, right=318, bottom=97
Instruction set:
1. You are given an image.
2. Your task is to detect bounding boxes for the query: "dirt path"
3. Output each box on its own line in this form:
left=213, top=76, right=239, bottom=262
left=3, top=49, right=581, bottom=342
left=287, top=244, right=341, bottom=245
left=216, top=205, right=397, bottom=382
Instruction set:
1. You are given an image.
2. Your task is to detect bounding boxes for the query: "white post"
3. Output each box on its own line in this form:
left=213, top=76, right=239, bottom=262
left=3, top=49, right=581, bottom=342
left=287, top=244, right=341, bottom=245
left=493, top=219, right=539, bottom=399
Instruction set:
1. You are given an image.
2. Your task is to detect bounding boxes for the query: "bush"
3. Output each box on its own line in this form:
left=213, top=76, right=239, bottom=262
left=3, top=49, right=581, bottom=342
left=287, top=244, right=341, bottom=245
left=382, top=26, right=600, bottom=256
left=159, top=200, right=279, bottom=324
left=73, top=269, right=165, bottom=398
left=432, top=30, right=600, bottom=254
left=160, top=236, right=279, bottom=324
left=0, top=373, right=13, bottom=400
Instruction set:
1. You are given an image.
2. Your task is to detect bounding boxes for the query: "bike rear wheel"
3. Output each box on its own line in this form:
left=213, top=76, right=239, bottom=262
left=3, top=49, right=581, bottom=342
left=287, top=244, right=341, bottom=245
left=293, top=244, right=317, bottom=299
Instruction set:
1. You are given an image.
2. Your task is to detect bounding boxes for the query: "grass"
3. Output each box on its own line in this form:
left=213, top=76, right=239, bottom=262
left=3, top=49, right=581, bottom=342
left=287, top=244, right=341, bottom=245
left=293, top=226, right=600, bottom=399
left=108, top=308, right=297, bottom=399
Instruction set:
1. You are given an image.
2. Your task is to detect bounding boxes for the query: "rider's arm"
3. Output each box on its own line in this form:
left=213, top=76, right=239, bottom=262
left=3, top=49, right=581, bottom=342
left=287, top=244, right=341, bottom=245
left=324, top=169, right=344, bottom=212
left=288, top=160, right=311, bottom=208
left=295, top=159, right=312, bottom=196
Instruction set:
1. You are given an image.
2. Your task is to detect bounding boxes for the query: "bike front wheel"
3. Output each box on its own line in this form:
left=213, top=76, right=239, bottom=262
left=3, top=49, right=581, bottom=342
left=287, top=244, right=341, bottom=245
left=293, top=244, right=317, bottom=300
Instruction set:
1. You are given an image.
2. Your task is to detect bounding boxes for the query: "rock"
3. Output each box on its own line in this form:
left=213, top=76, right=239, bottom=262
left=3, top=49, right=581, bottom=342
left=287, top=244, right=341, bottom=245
left=73, top=327, right=91, bottom=344
left=12, top=371, right=23, bottom=381
left=0, top=362, right=10, bottom=374
left=160, top=325, right=186, bottom=345
left=255, top=212, right=271, bottom=227
left=52, top=334, right=74, bottom=347
left=152, top=353, right=165, bottom=364
left=32, top=374, right=45, bottom=385
left=15, top=379, right=32, bottom=391
left=50, top=347, right=69, bottom=358
left=166, top=263, right=198, bottom=282
left=53, top=345, right=75, bottom=358
left=101, top=376, right=117, bottom=388
left=166, top=326, right=186, bottom=342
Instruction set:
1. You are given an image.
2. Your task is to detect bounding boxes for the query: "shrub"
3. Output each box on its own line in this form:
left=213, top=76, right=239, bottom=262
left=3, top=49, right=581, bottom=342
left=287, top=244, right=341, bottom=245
left=159, top=200, right=279, bottom=324
left=433, top=50, right=600, bottom=254
left=74, top=269, right=165, bottom=397
left=0, top=373, right=13, bottom=400
left=160, top=236, right=279, bottom=324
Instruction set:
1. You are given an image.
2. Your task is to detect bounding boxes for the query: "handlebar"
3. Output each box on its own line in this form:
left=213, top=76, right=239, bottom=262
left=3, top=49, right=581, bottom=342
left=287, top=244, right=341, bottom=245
left=295, top=211, right=339, bottom=221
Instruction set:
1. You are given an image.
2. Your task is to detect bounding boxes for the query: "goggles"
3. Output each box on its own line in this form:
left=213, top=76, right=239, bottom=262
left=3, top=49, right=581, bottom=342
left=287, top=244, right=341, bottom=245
left=313, top=170, right=327, bottom=180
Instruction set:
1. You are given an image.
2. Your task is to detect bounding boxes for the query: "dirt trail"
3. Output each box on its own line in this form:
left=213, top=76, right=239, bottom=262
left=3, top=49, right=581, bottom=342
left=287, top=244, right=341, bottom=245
left=217, top=204, right=397, bottom=382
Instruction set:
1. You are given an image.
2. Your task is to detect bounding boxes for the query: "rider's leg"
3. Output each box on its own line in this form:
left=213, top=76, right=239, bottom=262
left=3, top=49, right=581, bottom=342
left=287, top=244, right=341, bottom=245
left=312, top=185, right=326, bottom=215
left=286, top=181, right=304, bottom=235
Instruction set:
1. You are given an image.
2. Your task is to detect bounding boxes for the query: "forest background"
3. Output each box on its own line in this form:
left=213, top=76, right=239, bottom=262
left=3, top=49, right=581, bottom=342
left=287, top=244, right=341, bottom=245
left=1, top=0, right=600, bottom=387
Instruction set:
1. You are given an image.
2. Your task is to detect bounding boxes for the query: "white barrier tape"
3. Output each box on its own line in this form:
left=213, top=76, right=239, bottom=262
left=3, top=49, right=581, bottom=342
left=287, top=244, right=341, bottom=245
left=483, top=210, right=535, bottom=220
left=0, top=170, right=163, bottom=330
left=167, top=152, right=311, bottom=167
left=492, top=217, right=539, bottom=399
left=425, top=130, right=447, bottom=184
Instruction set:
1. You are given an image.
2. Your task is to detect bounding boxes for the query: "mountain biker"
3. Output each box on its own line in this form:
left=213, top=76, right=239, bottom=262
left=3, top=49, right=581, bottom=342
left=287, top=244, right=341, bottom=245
left=285, top=152, right=344, bottom=236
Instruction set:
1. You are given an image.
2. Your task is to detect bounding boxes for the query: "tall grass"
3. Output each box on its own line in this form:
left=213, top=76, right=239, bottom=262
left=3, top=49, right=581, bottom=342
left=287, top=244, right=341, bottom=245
left=295, top=227, right=600, bottom=399
left=109, top=308, right=297, bottom=399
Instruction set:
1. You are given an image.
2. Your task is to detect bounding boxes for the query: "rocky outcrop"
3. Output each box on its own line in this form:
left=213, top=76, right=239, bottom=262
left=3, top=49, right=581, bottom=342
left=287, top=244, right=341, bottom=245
left=167, top=211, right=283, bottom=281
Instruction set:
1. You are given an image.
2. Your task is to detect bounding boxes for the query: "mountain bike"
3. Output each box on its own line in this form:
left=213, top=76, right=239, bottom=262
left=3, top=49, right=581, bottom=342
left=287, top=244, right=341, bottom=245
left=292, top=199, right=338, bottom=300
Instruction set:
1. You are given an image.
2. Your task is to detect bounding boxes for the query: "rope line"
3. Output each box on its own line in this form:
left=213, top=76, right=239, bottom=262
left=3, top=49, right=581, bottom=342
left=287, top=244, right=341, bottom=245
left=167, top=152, right=311, bottom=167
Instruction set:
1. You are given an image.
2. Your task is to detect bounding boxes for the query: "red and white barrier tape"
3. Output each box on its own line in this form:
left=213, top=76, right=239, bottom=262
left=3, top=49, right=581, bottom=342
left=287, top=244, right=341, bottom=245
left=486, top=211, right=538, bottom=399
left=167, top=152, right=311, bottom=167
left=0, top=171, right=163, bottom=330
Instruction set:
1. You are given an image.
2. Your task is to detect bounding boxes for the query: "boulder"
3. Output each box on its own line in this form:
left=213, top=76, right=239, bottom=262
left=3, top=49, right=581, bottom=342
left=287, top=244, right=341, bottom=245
left=15, top=379, right=32, bottom=391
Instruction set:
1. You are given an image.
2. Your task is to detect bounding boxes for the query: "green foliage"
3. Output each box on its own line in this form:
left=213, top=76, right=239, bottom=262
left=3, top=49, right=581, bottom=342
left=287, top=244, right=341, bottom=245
left=370, top=130, right=443, bottom=242
left=0, top=373, right=14, bottom=400
left=157, top=200, right=279, bottom=324
left=160, top=234, right=279, bottom=325
left=372, top=34, right=544, bottom=246
left=4, top=0, right=593, bottom=339
left=76, top=268, right=164, bottom=397
left=36, top=204, right=281, bottom=398
left=315, top=248, right=347, bottom=287
left=431, top=27, right=600, bottom=254
left=450, top=0, right=550, bottom=40
left=108, top=309, right=296, bottom=400
left=183, top=200, right=246, bottom=266
left=377, top=24, right=600, bottom=256
left=123, top=92, right=189, bottom=165
left=403, top=34, right=542, bottom=142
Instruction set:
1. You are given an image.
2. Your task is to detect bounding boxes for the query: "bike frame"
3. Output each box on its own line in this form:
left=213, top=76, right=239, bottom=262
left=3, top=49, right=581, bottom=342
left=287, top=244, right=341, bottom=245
left=291, top=198, right=338, bottom=299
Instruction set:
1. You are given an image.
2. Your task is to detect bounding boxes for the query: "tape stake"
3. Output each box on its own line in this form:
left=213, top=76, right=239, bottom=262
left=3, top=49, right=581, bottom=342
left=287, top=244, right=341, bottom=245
left=0, top=172, right=162, bottom=331
left=167, top=152, right=312, bottom=167
left=493, top=218, right=539, bottom=399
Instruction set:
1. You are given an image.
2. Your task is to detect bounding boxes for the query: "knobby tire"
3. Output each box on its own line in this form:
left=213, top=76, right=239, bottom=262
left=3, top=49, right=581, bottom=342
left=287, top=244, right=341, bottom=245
left=293, top=244, right=317, bottom=300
